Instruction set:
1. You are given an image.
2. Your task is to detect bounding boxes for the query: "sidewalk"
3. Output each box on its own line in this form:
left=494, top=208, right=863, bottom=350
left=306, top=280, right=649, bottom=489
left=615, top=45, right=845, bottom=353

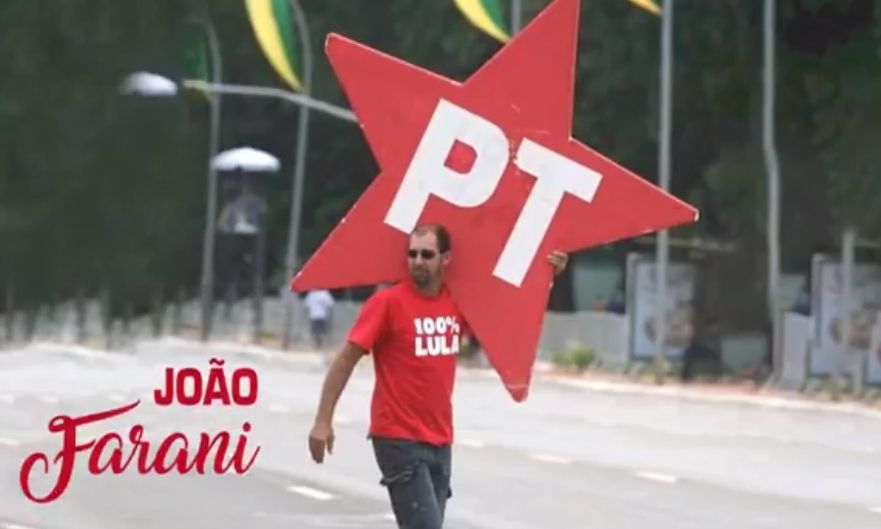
left=525, top=361, right=881, bottom=417
left=453, top=352, right=881, bottom=417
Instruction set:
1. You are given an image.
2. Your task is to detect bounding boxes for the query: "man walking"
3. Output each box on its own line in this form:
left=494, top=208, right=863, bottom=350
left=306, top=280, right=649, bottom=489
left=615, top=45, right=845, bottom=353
left=308, top=224, right=568, bottom=529
left=303, top=289, right=335, bottom=349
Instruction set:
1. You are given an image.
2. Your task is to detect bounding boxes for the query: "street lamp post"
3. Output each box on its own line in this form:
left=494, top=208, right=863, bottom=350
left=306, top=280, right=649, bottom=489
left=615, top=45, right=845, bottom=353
left=187, top=17, right=224, bottom=342
left=654, top=0, right=675, bottom=381
left=180, top=81, right=356, bottom=122
left=121, top=20, right=222, bottom=344
left=838, top=227, right=856, bottom=398
left=511, top=0, right=522, bottom=34
left=762, top=0, right=783, bottom=380
left=281, top=0, right=314, bottom=350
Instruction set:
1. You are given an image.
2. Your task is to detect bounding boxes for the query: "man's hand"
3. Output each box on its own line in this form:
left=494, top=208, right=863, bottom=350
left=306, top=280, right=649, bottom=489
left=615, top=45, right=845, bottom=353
left=547, top=250, right=569, bottom=276
left=308, top=342, right=364, bottom=464
left=308, top=421, right=335, bottom=463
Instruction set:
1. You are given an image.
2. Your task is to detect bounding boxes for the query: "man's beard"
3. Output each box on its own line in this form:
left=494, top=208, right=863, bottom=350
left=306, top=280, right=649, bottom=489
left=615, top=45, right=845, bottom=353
left=411, top=267, right=431, bottom=287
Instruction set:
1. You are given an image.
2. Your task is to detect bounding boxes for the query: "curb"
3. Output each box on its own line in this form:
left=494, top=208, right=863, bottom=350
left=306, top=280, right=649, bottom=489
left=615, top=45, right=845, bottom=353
left=459, top=361, right=881, bottom=418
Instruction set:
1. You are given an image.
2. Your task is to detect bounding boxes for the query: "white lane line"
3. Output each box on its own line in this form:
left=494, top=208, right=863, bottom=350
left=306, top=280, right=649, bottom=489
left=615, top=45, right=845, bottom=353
left=40, top=396, right=59, bottom=405
left=531, top=454, right=573, bottom=465
left=269, top=404, right=291, bottom=413
left=869, top=506, right=881, bottom=515
left=3, top=523, right=37, bottom=529
left=458, top=439, right=486, bottom=448
left=286, top=485, right=335, bottom=501
left=0, top=438, right=22, bottom=448
left=634, top=471, right=679, bottom=484
left=0, top=394, right=14, bottom=404
left=32, top=341, right=116, bottom=359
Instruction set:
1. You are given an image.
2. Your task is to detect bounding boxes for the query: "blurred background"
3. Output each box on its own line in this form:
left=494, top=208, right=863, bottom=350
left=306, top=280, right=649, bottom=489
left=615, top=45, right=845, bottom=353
left=3, top=3, right=881, bottom=529
left=1, top=0, right=880, bottom=395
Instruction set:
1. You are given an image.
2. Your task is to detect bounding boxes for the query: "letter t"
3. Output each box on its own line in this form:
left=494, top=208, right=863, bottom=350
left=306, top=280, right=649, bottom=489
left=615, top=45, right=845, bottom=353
left=493, top=138, right=602, bottom=287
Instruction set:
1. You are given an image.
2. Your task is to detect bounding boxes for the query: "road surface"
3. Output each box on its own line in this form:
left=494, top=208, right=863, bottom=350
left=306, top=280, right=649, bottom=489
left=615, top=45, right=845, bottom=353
left=1, top=338, right=880, bottom=529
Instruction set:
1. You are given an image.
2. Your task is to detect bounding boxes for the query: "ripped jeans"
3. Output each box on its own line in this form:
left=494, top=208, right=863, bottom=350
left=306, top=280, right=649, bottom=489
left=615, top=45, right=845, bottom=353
left=371, top=437, right=452, bottom=529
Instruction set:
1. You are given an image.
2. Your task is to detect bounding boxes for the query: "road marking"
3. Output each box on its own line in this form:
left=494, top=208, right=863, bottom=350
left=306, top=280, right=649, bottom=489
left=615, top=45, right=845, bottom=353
left=0, top=394, right=14, bottom=404
left=40, top=396, right=59, bottom=405
left=269, top=404, right=291, bottom=413
left=634, top=471, right=679, bottom=484
left=869, top=506, right=881, bottom=515
left=286, top=485, right=335, bottom=501
left=0, top=438, right=21, bottom=448
left=3, top=523, right=37, bottom=529
left=458, top=439, right=486, bottom=448
left=384, top=513, right=397, bottom=521
left=33, top=342, right=116, bottom=360
left=531, top=454, right=572, bottom=465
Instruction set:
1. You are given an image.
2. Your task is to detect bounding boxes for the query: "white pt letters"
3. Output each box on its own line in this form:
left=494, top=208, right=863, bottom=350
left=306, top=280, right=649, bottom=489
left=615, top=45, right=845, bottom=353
left=384, top=98, right=603, bottom=287
left=384, top=99, right=509, bottom=233
left=494, top=139, right=601, bottom=285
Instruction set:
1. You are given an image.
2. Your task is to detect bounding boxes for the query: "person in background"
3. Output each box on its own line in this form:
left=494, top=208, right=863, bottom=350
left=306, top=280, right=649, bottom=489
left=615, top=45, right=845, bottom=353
left=303, top=289, right=335, bottom=349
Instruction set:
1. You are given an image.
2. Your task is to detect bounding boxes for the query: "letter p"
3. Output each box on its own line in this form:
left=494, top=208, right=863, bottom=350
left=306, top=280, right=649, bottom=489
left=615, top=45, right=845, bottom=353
left=384, top=99, right=509, bottom=232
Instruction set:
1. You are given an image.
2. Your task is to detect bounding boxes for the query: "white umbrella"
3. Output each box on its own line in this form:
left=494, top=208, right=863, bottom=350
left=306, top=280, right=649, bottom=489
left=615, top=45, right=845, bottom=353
left=212, top=147, right=280, bottom=172
left=120, top=72, right=178, bottom=97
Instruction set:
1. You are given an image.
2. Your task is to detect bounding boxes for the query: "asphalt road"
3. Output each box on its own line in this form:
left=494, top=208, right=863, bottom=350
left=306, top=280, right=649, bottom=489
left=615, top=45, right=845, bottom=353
left=1, top=338, right=880, bottom=529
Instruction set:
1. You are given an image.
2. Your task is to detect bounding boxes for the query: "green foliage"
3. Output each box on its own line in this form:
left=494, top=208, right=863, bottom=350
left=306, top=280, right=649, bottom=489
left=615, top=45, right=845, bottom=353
left=1, top=0, right=203, bottom=310
left=551, top=342, right=595, bottom=372
left=458, top=334, right=479, bottom=360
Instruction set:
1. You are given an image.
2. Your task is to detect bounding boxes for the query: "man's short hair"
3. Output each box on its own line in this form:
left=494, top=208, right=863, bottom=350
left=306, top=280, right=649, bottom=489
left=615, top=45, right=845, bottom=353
left=411, top=224, right=451, bottom=253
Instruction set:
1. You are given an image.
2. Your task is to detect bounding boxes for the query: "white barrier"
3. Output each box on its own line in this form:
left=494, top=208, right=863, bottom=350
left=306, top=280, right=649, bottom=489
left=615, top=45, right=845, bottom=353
left=868, top=312, right=881, bottom=385
left=538, top=311, right=629, bottom=368
left=4, top=293, right=833, bottom=388
left=3, top=296, right=633, bottom=371
left=780, top=312, right=811, bottom=390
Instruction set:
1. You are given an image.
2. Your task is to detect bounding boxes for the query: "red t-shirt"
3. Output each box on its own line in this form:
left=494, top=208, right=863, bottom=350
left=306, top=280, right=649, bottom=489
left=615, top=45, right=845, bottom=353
left=347, top=280, right=466, bottom=446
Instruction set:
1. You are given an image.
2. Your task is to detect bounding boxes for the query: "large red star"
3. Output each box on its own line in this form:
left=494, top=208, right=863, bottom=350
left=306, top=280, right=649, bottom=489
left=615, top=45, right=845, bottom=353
left=291, top=0, right=697, bottom=401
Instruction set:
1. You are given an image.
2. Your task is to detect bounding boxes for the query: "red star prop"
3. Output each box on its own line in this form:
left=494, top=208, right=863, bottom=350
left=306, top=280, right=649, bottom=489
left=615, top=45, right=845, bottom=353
left=291, top=0, right=698, bottom=401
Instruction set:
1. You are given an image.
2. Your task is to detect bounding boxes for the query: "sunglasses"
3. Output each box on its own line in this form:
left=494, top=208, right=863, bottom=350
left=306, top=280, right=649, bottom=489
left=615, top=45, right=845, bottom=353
left=407, top=249, right=437, bottom=260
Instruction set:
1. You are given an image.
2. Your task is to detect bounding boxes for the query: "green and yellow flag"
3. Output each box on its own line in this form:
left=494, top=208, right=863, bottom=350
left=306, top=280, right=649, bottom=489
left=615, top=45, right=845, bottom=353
left=454, top=0, right=510, bottom=43
left=629, top=0, right=661, bottom=15
left=179, top=25, right=213, bottom=100
left=244, top=0, right=303, bottom=91
left=454, top=0, right=660, bottom=43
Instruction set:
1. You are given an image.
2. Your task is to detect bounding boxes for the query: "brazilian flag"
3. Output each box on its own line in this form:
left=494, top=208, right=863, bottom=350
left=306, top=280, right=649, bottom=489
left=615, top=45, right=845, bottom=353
left=179, top=24, right=213, bottom=100
left=453, top=0, right=660, bottom=43
left=629, top=0, right=661, bottom=15
left=244, top=0, right=303, bottom=92
left=453, top=0, right=511, bottom=43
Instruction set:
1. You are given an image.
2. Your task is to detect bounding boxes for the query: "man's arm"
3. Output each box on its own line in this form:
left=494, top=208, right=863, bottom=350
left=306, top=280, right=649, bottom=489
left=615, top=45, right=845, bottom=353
left=308, top=341, right=365, bottom=463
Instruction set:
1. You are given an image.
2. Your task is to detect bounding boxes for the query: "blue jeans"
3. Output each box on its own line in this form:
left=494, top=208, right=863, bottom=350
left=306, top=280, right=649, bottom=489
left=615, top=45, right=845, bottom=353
left=372, top=437, right=452, bottom=529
